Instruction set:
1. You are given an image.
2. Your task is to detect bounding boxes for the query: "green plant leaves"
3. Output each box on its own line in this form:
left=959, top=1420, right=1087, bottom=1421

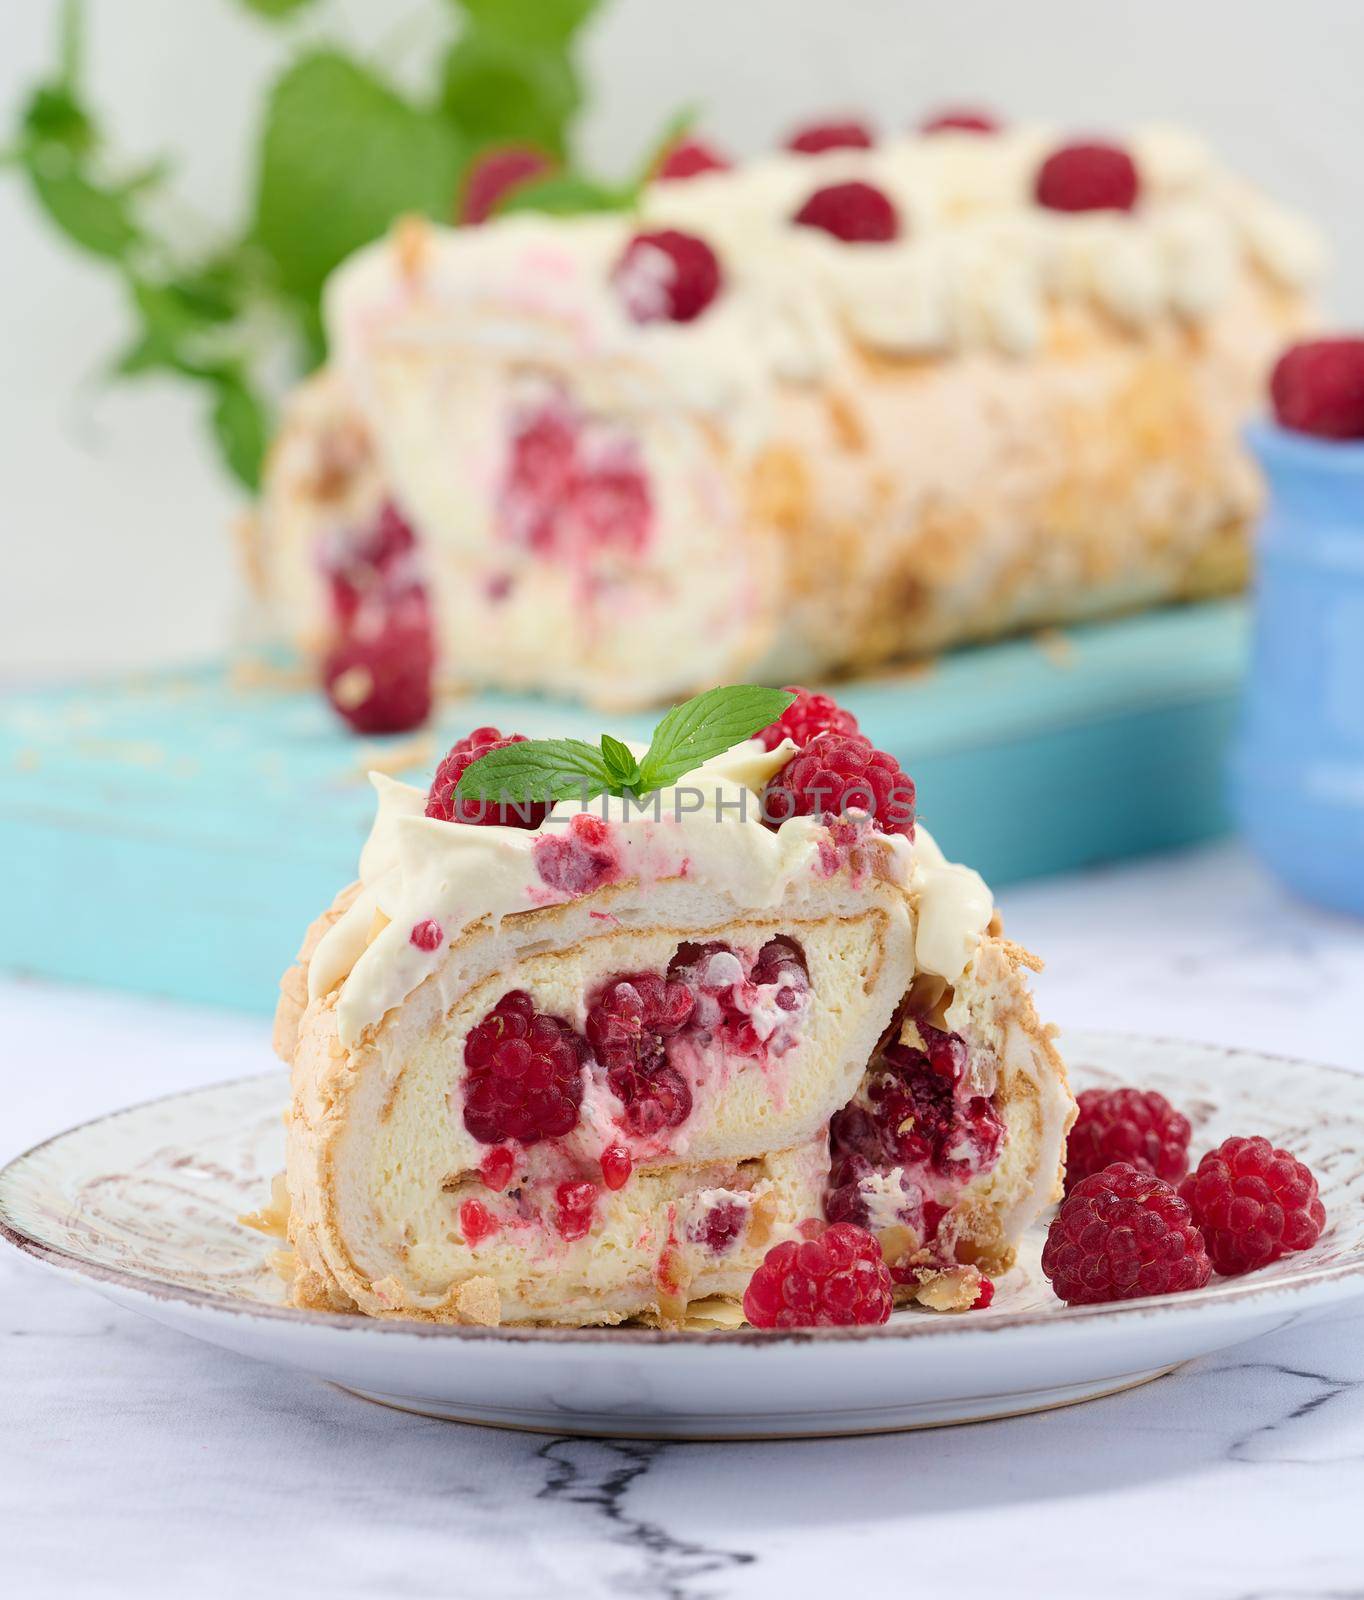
left=455, top=738, right=612, bottom=807
left=636, top=686, right=794, bottom=790
left=447, top=0, right=601, bottom=49
left=454, top=687, right=796, bottom=811
left=254, top=51, right=467, bottom=301
left=237, top=0, right=318, bottom=18
left=210, top=373, right=271, bottom=490
left=439, top=31, right=580, bottom=157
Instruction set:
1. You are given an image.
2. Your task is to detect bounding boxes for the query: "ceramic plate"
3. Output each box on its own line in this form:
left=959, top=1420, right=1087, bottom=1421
left=3, top=1032, right=1363, bottom=1439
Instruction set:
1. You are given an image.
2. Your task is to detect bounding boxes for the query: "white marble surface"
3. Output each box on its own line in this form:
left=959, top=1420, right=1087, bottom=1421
left=5, top=841, right=1364, bottom=1599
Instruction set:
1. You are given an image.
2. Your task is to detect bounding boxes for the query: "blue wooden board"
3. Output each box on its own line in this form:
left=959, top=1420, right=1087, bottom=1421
left=0, top=601, right=1247, bottom=1015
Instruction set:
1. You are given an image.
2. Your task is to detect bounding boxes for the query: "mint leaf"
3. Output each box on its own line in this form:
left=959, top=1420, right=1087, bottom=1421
left=638, top=686, right=795, bottom=790
left=439, top=31, right=580, bottom=157
left=449, top=0, right=601, bottom=49
left=599, top=734, right=642, bottom=792
left=456, top=738, right=611, bottom=806
left=255, top=51, right=466, bottom=300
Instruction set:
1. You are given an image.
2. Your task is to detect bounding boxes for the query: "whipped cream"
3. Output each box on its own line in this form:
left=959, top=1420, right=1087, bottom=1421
left=309, top=739, right=994, bottom=1046
left=325, top=121, right=1325, bottom=440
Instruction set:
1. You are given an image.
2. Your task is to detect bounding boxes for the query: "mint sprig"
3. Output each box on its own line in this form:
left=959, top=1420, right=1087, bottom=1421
left=455, top=685, right=796, bottom=810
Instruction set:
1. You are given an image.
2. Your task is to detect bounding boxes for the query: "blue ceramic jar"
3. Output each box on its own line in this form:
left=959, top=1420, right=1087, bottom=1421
left=1232, top=423, right=1364, bottom=915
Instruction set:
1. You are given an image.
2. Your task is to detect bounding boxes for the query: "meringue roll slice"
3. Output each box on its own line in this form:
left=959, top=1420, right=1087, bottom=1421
left=267, top=704, right=1074, bottom=1325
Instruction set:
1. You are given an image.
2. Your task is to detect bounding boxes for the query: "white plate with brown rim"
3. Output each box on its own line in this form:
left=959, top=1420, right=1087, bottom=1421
left=3, top=1030, right=1362, bottom=1440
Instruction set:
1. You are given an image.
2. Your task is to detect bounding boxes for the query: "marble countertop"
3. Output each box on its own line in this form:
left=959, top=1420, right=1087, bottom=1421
left=6, top=842, right=1364, bottom=1599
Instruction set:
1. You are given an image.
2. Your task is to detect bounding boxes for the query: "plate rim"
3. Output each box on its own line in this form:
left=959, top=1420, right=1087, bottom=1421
left=5, top=1030, right=1364, bottom=1348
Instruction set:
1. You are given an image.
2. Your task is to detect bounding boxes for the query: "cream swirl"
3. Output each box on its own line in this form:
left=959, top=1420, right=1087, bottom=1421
left=325, top=120, right=1325, bottom=429
left=309, top=739, right=994, bottom=1046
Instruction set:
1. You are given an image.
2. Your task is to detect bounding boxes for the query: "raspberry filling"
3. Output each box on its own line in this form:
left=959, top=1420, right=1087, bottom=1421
left=319, top=502, right=434, bottom=735
left=499, top=388, right=654, bottom=560
left=824, top=1021, right=1004, bottom=1251
left=462, top=990, right=587, bottom=1145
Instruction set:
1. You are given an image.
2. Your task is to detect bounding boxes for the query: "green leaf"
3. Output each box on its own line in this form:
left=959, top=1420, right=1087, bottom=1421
left=237, top=0, right=318, bottom=18
left=456, top=738, right=612, bottom=807
left=493, top=171, right=629, bottom=217
left=638, top=686, right=796, bottom=790
left=22, top=82, right=93, bottom=155
left=210, top=373, right=271, bottom=490
left=599, top=734, right=642, bottom=792
left=439, top=30, right=579, bottom=158
left=254, top=51, right=467, bottom=300
left=631, top=102, right=699, bottom=189
left=448, top=0, right=601, bottom=49
left=26, top=156, right=140, bottom=259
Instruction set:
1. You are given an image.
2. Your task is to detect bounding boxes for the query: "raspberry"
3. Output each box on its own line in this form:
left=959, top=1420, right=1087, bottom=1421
left=1179, top=1137, right=1327, bottom=1276
left=828, top=1023, right=1003, bottom=1193
left=786, top=119, right=875, bottom=155
left=462, top=990, right=586, bottom=1145
left=764, top=731, right=915, bottom=835
left=693, top=1200, right=746, bottom=1253
left=459, top=145, right=554, bottom=225
left=793, top=181, right=900, bottom=244
left=565, top=456, right=653, bottom=553
left=756, top=686, right=861, bottom=751
left=409, top=919, right=443, bottom=952
left=921, top=108, right=1000, bottom=135
left=1042, top=1164, right=1212, bottom=1305
left=554, top=1180, right=598, bottom=1243
left=503, top=396, right=578, bottom=552
left=480, top=1146, right=516, bottom=1191
left=750, top=935, right=809, bottom=997
left=1270, top=339, right=1364, bottom=441
left=426, top=727, right=549, bottom=829
left=459, top=1199, right=498, bottom=1247
left=587, top=973, right=695, bottom=1139
left=743, top=1222, right=893, bottom=1328
left=324, top=502, right=421, bottom=626
left=972, top=1276, right=995, bottom=1309
left=1066, top=1087, right=1191, bottom=1194
left=533, top=813, right=621, bottom=895
left=1035, top=141, right=1140, bottom=213
left=656, top=135, right=731, bottom=180
left=600, top=1143, right=633, bottom=1191
left=323, top=612, right=433, bottom=736
left=613, top=229, right=722, bottom=324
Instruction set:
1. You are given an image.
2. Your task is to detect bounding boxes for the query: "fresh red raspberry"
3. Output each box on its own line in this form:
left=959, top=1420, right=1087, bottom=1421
left=1035, top=141, right=1140, bottom=213
left=480, top=1146, right=516, bottom=1191
left=1179, top=1136, right=1327, bottom=1276
left=462, top=990, right=586, bottom=1146
left=409, top=919, right=443, bottom=952
left=693, top=1199, right=747, bottom=1253
left=459, top=1199, right=498, bottom=1247
left=459, top=144, right=554, bottom=225
left=786, top=119, right=875, bottom=154
left=600, top=1143, right=633, bottom=1191
left=972, top=1276, right=995, bottom=1309
left=325, top=502, right=420, bottom=626
left=587, top=973, right=695, bottom=1139
left=533, top=813, right=622, bottom=895
left=1042, top=1164, right=1212, bottom=1305
left=426, top=726, right=549, bottom=828
left=1270, top=339, right=1364, bottom=441
left=743, top=1222, right=893, bottom=1328
left=793, top=180, right=900, bottom=244
left=323, top=613, right=433, bottom=736
left=554, top=1180, right=599, bottom=1243
left=656, top=135, right=732, bottom=180
left=756, top=686, right=861, bottom=751
left=613, top=229, right=722, bottom=323
left=764, top=731, right=915, bottom=835
left=1065, top=1087, right=1192, bottom=1194
left=920, top=108, right=1000, bottom=135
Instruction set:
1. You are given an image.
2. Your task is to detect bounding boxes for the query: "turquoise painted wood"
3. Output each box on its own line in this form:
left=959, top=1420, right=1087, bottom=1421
left=0, top=601, right=1247, bottom=1015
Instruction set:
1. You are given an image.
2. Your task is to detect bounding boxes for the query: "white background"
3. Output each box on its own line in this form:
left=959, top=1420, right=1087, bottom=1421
left=3, top=0, right=1364, bottom=680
